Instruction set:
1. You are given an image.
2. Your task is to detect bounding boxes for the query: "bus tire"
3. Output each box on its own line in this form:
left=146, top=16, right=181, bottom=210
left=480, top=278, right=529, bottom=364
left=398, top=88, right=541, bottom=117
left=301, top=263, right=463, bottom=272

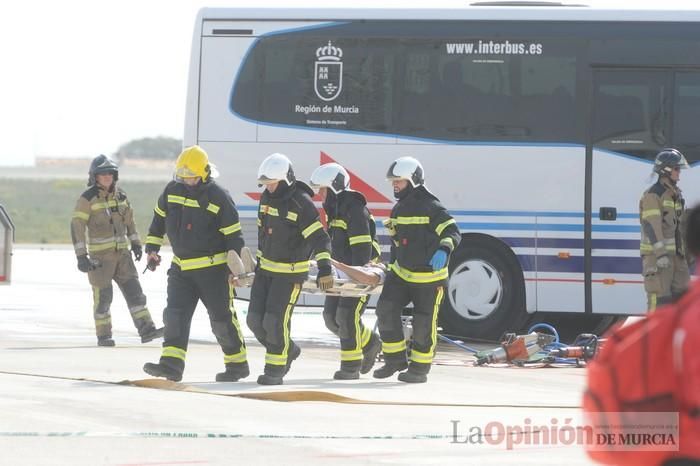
left=439, top=236, right=528, bottom=340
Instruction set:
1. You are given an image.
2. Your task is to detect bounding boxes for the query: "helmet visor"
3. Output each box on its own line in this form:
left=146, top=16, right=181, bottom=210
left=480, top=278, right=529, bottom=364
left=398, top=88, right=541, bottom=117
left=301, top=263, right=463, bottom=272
left=257, top=173, right=282, bottom=186
left=174, top=165, right=202, bottom=184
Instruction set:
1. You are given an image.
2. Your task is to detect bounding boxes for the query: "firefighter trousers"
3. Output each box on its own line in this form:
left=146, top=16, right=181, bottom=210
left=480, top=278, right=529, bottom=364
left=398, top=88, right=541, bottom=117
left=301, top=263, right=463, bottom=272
left=86, top=249, right=155, bottom=338
left=247, top=274, right=301, bottom=378
left=643, top=254, right=690, bottom=311
left=323, top=295, right=378, bottom=372
left=158, top=263, right=247, bottom=376
left=375, top=272, right=445, bottom=375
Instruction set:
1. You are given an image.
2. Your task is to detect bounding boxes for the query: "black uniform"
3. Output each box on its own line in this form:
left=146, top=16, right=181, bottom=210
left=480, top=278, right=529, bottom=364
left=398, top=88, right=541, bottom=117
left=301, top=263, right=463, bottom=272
left=144, top=180, right=247, bottom=378
left=376, top=185, right=461, bottom=376
left=247, top=181, right=331, bottom=378
left=321, top=189, right=382, bottom=373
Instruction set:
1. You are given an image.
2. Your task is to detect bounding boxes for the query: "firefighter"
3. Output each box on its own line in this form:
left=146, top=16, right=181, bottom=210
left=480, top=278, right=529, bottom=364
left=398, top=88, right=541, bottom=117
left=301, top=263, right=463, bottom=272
left=142, top=146, right=248, bottom=382
left=310, top=163, right=382, bottom=380
left=248, top=153, right=333, bottom=385
left=639, top=148, right=690, bottom=311
left=71, top=155, right=162, bottom=347
left=373, top=156, right=461, bottom=383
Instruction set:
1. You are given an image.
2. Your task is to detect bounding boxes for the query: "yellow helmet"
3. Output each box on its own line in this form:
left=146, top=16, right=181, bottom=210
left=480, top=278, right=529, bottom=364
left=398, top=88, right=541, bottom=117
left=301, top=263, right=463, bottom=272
left=174, top=145, right=212, bottom=182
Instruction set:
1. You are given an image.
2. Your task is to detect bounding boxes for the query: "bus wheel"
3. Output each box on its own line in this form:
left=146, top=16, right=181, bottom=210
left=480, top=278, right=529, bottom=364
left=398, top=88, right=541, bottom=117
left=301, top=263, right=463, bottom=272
left=439, top=237, right=528, bottom=340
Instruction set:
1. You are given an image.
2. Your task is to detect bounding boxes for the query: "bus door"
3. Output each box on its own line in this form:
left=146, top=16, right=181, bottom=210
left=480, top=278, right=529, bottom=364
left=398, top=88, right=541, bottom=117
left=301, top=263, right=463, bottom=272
left=587, top=68, right=671, bottom=314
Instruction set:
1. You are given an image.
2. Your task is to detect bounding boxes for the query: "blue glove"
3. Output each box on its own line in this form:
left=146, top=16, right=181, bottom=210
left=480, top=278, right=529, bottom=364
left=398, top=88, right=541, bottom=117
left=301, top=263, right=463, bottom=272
left=429, top=249, right=448, bottom=271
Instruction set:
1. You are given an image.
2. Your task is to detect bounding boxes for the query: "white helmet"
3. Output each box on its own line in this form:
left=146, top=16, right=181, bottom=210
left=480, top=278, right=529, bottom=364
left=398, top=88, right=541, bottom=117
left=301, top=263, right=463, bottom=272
left=386, top=156, right=424, bottom=188
left=257, top=153, right=295, bottom=186
left=310, top=163, right=350, bottom=194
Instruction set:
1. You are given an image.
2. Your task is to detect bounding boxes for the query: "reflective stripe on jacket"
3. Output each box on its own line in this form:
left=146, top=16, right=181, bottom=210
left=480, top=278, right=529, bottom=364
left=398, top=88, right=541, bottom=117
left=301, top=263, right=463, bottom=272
left=71, top=185, right=140, bottom=257
left=257, top=181, right=331, bottom=282
left=144, top=180, right=243, bottom=268
left=387, top=186, right=461, bottom=284
left=325, top=190, right=380, bottom=266
left=639, top=178, right=685, bottom=258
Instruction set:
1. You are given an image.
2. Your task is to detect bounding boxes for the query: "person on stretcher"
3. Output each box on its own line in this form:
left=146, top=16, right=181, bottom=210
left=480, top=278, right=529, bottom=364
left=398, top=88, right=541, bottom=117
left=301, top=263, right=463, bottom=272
left=228, top=246, right=385, bottom=290
left=328, top=259, right=386, bottom=287
left=305, top=259, right=386, bottom=296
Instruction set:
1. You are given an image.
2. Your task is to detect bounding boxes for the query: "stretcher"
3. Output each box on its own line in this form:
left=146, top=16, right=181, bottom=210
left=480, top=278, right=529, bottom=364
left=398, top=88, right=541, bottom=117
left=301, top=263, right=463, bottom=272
left=227, top=248, right=382, bottom=297
left=302, top=275, right=383, bottom=297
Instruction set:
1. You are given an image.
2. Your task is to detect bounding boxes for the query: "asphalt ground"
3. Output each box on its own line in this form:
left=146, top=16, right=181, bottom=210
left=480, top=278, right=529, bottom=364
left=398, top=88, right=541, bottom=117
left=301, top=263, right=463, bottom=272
left=0, top=246, right=595, bottom=465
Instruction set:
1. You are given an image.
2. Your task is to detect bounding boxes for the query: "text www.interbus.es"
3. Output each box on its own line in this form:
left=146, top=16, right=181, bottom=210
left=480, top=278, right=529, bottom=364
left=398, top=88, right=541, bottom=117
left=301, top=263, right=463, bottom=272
left=445, top=40, right=543, bottom=55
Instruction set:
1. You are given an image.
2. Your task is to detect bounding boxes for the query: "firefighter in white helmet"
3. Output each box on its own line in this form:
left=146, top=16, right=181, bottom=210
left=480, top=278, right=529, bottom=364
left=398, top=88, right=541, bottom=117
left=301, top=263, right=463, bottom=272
left=310, top=162, right=382, bottom=380
left=248, top=153, right=333, bottom=385
left=374, top=156, right=461, bottom=383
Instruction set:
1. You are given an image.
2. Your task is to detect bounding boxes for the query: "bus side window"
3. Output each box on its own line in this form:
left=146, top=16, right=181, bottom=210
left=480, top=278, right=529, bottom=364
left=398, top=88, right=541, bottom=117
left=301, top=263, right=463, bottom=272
left=437, top=61, right=471, bottom=133
left=398, top=51, right=432, bottom=133
left=594, top=92, right=645, bottom=142
left=673, top=72, right=700, bottom=164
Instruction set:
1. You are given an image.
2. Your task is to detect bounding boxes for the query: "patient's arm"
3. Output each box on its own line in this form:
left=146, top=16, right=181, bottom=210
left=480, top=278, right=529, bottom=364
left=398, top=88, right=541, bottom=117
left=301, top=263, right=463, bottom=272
left=331, top=259, right=381, bottom=286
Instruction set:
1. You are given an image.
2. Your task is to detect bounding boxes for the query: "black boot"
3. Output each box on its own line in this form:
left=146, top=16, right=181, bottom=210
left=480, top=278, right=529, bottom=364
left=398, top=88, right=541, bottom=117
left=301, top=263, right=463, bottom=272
left=284, top=345, right=301, bottom=376
left=360, top=334, right=382, bottom=374
left=257, top=374, right=284, bottom=385
left=333, top=369, right=360, bottom=380
left=143, top=362, right=183, bottom=382
left=97, top=336, right=115, bottom=347
left=372, top=361, right=408, bottom=379
left=140, top=326, right=164, bottom=343
left=397, top=369, right=428, bottom=384
left=216, top=363, right=250, bottom=382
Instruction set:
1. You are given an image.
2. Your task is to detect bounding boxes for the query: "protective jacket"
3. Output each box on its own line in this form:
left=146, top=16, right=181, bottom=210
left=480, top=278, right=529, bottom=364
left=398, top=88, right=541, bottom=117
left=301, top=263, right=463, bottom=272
left=639, top=177, right=686, bottom=259
left=386, top=186, right=461, bottom=283
left=257, top=181, right=331, bottom=282
left=584, top=274, right=700, bottom=465
left=145, top=180, right=243, bottom=270
left=71, top=184, right=140, bottom=257
left=324, top=190, right=380, bottom=266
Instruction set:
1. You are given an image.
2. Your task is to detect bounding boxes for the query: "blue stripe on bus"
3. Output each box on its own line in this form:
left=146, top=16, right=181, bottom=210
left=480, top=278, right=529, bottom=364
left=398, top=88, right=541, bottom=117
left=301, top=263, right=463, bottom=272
left=516, top=255, right=641, bottom=274
left=447, top=210, right=637, bottom=219
left=456, top=222, right=639, bottom=233
left=239, top=204, right=640, bottom=220
left=502, top=237, right=640, bottom=250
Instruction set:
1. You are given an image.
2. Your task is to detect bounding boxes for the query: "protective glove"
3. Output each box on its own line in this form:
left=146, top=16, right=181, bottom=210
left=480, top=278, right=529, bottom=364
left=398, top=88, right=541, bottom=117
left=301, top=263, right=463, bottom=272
left=429, top=249, right=448, bottom=271
left=382, top=218, right=397, bottom=237
left=131, top=243, right=143, bottom=262
left=317, top=270, right=334, bottom=292
left=656, top=255, right=671, bottom=269
left=145, top=252, right=161, bottom=272
left=77, top=254, right=100, bottom=273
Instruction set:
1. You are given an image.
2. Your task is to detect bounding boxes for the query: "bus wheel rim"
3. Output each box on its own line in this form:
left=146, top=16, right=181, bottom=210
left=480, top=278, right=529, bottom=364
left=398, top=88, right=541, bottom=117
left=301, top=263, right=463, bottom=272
left=448, top=259, right=504, bottom=321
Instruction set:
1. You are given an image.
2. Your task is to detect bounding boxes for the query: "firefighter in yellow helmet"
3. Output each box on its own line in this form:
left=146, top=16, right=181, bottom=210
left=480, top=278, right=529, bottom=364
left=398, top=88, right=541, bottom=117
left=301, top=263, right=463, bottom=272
left=142, top=146, right=248, bottom=382
left=70, top=155, right=163, bottom=346
left=374, top=157, right=461, bottom=383
left=639, top=148, right=691, bottom=311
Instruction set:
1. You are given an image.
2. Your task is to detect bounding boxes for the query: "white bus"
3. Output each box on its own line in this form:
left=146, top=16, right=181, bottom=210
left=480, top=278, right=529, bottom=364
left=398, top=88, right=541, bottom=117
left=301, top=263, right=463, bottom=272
left=184, top=3, right=700, bottom=339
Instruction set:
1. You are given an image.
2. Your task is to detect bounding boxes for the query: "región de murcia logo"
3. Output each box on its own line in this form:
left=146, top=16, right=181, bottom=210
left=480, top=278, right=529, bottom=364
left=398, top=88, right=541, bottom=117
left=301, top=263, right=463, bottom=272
left=314, top=41, right=343, bottom=101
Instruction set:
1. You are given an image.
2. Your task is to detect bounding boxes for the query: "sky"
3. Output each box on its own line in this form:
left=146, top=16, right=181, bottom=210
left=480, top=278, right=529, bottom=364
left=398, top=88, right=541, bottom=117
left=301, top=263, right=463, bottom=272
left=0, top=0, right=237, bottom=165
left=0, top=0, right=696, bottom=166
